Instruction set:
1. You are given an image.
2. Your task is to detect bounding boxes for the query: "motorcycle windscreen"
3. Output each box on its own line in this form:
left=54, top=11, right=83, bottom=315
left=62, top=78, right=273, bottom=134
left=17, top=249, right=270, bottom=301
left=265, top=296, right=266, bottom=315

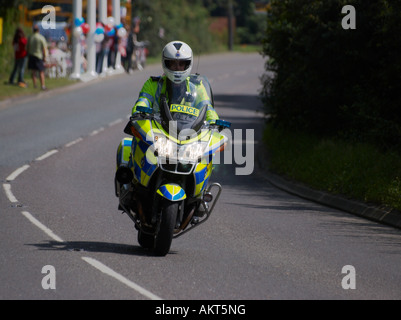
left=170, top=104, right=207, bottom=134
left=160, top=75, right=212, bottom=136
left=159, top=102, right=207, bottom=139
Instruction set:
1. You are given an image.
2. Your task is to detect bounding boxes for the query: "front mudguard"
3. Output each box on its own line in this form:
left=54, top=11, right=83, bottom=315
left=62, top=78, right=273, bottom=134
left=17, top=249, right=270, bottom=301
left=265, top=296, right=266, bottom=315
left=157, top=184, right=187, bottom=201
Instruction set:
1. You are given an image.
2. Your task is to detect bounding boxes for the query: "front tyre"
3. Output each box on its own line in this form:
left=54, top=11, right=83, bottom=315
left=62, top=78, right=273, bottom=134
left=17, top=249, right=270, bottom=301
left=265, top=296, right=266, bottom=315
left=154, top=201, right=178, bottom=256
left=137, top=230, right=154, bottom=249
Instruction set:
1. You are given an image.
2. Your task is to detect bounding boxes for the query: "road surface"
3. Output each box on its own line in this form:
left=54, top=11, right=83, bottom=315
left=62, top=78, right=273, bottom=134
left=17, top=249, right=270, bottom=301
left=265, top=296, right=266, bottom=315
left=1, top=52, right=401, bottom=301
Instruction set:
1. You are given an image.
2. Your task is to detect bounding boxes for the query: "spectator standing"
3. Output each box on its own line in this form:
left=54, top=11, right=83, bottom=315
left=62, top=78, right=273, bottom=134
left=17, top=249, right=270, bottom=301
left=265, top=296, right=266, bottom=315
left=107, top=27, right=118, bottom=69
left=123, top=26, right=134, bottom=73
left=8, top=27, right=28, bottom=88
left=96, top=33, right=108, bottom=74
left=27, top=24, right=48, bottom=90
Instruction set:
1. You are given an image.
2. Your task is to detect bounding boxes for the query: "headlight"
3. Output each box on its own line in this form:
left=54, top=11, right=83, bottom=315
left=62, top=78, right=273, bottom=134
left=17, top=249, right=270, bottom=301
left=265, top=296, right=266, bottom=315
left=178, top=142, right=208, bottom=162
left=154, top=135, right=177, bottom=158
left=153, top=135, right=207, bottom=162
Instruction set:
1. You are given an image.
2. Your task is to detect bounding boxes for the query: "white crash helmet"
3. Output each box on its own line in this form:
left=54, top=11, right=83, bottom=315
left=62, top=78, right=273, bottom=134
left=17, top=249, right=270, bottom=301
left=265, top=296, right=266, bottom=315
left=162, top=41, right=193, bottom=84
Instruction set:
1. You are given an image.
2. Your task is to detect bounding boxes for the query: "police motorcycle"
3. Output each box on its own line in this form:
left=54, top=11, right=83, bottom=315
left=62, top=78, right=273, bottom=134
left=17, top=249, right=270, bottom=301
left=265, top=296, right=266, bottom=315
left=115, top=75, right=231, bottom=256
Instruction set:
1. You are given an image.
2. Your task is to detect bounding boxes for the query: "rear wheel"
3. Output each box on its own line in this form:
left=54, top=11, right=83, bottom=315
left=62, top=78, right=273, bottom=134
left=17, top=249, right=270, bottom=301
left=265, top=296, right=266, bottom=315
left=154, top=201, right=178, bottom=256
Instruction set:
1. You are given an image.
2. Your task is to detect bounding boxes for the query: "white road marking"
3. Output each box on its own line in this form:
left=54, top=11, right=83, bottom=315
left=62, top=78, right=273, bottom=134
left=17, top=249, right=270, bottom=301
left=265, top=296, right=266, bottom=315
left=21, top=211, right=65, bottom=243
left=89, top=127, right=105, bottom=136
left=19, top=211, right=161, bottom=299
left=6, top=164, right=30, bottom=181
left=65, top=137, right=83, bottom=148
left=3, top=184, right=18, bottom=203
left=108, top=118, right=123, bottom=127
left=35, top=149, right=58, bottom=161
left=82, top=257, right=163, bottom=300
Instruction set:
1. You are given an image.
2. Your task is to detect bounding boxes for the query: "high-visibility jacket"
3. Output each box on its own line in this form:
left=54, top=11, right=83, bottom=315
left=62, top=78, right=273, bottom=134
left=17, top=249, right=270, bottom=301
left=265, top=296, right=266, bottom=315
left=132, top=75, right=219, bottom=122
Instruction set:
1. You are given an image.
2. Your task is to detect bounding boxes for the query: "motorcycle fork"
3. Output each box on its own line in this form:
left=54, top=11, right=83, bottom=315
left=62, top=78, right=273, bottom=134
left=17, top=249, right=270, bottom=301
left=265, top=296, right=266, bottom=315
left=150, top=170, right=187, bottom=224
left=173, top=182, right=222, bottom=238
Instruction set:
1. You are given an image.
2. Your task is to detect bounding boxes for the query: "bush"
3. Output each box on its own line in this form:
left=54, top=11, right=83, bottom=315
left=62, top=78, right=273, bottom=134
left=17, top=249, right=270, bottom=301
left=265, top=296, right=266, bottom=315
left=261, top=0, right=401, bottom=149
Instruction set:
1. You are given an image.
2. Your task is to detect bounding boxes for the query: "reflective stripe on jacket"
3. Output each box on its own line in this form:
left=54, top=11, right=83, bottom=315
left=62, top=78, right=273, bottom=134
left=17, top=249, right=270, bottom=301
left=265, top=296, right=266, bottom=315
left=132, top=75, right=219, bottom=122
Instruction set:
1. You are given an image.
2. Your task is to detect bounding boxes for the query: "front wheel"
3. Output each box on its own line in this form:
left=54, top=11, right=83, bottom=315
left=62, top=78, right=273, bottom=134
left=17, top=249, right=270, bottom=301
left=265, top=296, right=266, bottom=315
left=154, top=201, right=178, bottom=256
left=137, top=230, right=154, bottom=249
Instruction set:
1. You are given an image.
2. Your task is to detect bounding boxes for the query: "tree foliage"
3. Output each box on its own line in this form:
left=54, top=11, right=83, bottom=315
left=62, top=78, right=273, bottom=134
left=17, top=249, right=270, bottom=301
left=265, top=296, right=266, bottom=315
left=0, top=0, right=32, bottom=15
left=134, top=0, right=216, bottom=58
left=261, top=0, right=401, bottom=149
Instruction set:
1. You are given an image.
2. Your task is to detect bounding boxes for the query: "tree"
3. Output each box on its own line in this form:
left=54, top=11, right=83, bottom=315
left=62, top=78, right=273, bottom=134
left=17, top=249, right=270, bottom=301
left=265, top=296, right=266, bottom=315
left=261, top=0, right=401, bottom=148
left=134, top=0, right=215, bottom=57
left=0, top=0, right=32, bottom=15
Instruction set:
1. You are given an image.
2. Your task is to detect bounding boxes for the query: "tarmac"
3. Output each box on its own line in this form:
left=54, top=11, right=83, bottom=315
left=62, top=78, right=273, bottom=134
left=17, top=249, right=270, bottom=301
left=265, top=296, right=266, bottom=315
left=256, top=144, right=401, bottom=230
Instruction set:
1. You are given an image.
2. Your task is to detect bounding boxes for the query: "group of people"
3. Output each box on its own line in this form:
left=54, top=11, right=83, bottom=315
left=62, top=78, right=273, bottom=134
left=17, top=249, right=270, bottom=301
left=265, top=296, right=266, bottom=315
left=8, top=17, right=144, bottom=89
left=95, top=19, right=141, bottom=75
left=8, top=24, right=48, bottom=90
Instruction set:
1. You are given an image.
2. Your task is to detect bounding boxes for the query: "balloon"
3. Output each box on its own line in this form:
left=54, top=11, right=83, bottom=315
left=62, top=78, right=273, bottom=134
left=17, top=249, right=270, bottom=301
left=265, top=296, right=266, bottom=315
left=74, top=17, right=85, bottom=27
left=73, top=26, right=82, bottom=37
left=116, top=23, right=123, bottom=29
left=107, top=28, right=115, bottom=37
left=107, top=16, right=115, bottom=26
left=104, top=24, right=112, bottom=33
left=94, top=33, right=104, bottom=43
left=81, top=23, right=90, bottom=34
left=95, top=26, right=104, bottom=35
left=117, top=27, right=127, bottom=38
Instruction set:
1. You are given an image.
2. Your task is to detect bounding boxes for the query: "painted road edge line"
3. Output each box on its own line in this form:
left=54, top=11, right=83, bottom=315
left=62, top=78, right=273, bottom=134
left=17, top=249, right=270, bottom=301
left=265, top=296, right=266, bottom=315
left=89, top=127, right=105, bottom=136
left=19, top=211, right=161, bottom=300
left=65, top=137, right=83, bottom=148
left=21, top=211, right=65, bottom=243
left=6, top=164, right=30, bottom=182
left=3, top=183, right=18, bottom=203
left=81, top=257, right=163, bottom=300
left=35, top=149, right=59, bottom=161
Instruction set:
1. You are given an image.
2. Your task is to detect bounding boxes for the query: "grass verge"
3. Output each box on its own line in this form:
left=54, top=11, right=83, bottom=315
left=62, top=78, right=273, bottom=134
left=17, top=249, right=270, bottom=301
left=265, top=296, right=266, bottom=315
left=263, top=123, right=401, bottom=211
left=0, top=76, right=78, bottom=101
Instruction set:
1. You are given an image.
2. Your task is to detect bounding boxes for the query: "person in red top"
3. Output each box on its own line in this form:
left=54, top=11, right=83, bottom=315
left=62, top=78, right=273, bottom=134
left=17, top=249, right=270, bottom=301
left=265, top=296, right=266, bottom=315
left=8, top=27, right=28, bottom=88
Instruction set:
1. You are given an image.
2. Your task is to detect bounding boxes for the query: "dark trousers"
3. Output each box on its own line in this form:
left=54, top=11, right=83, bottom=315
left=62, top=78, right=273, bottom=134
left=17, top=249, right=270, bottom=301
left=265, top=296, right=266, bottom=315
left=124, top=50, right=133, bottom=72
left=9, top=57, right=27, bottom=84
left=96, top=50, right=104, bottom=74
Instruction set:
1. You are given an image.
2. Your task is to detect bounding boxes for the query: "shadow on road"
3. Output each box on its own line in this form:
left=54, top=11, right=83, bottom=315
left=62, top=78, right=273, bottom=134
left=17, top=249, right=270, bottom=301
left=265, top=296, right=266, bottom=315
left=26, top=240, right=177, bottom=257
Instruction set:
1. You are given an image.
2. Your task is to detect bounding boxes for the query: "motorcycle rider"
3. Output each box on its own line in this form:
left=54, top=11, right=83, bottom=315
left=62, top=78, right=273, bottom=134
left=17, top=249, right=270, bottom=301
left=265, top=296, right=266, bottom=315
left=115, top=41, right=219, bottom=208
left=132, top=40, right=219, bottom=120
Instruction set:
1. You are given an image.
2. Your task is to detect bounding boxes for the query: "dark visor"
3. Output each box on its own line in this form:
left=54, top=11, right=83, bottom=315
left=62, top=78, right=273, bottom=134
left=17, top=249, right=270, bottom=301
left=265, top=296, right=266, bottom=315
left=165, top=59, right=191, bottom=70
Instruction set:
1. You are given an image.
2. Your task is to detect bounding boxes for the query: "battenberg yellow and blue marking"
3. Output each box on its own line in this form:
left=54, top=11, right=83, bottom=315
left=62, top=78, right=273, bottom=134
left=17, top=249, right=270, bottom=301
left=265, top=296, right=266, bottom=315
left=116, top=137, right=134, bottom=169
left=132, top=136, right=157, bottom=187
left=118, top=115, right=223, bottom=196
left=132, top=119, right=154, bottom=143
left=157, top=184, right=187, bottom=201
left=193, top=161, right=213, bottom=196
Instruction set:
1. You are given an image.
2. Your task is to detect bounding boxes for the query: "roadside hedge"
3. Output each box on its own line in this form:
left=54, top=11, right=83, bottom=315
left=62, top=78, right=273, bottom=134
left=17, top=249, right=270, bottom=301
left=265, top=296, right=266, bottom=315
left=261, top=0, right=401, bottom=149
